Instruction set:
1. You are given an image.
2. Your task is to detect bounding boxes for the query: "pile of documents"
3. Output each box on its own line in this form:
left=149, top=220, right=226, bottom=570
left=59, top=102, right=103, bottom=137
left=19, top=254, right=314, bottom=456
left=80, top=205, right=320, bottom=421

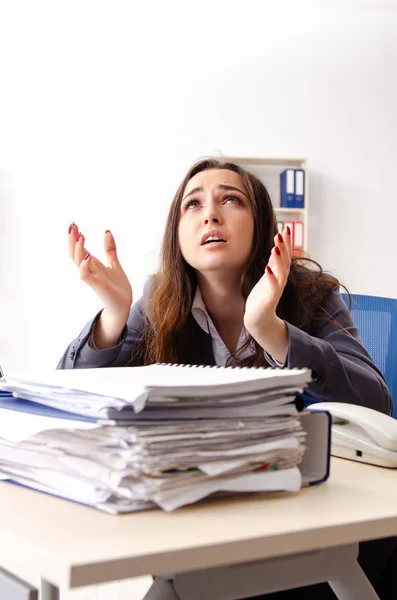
left=0, top=364, right=312, bottom=512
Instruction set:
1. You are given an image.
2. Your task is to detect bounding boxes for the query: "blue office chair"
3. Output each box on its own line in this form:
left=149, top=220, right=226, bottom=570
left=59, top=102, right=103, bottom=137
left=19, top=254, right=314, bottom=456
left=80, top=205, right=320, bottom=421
left=341, top=293, right=397, bottom=418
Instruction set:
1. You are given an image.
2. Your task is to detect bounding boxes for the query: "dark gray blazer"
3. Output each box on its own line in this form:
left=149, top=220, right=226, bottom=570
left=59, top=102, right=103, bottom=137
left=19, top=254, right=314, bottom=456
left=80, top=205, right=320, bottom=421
left=58, top=283, right=393, bottom=415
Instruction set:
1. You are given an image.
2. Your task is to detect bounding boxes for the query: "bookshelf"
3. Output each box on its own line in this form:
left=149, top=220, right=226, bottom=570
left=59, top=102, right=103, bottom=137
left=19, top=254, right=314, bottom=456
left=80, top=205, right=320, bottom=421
left=225, top=156, right=308, bottom=253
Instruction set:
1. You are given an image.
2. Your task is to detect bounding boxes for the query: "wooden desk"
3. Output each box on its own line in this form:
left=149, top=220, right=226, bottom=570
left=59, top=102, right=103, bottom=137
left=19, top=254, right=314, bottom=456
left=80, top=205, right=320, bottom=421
left=0, top=458, right=396, bottom=599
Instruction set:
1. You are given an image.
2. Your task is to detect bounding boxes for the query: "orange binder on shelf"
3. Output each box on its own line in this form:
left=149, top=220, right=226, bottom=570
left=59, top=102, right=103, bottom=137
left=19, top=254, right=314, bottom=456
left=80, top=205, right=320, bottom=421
left=293, top=221, right=304, bottom=249
left=283, top=221, right=305, bottom=257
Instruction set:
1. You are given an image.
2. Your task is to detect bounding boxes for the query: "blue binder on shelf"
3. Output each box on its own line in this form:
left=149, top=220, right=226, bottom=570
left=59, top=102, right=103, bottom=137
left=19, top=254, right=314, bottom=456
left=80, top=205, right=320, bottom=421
left=280, top=169, right=295, bottom=208
left=294, top=169, right=305, bottom=209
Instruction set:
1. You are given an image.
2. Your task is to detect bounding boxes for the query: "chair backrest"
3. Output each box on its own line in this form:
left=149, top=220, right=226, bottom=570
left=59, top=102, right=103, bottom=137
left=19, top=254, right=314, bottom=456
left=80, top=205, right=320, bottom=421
left=342, top=293, right=397, bottom=417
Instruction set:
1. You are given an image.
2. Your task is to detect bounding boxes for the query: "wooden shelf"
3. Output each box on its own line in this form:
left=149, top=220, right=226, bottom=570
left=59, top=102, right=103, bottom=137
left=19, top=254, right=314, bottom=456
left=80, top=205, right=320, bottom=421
left=226, top=156, right=307, bottom=168
left=275, top=208, right=307, bottom=215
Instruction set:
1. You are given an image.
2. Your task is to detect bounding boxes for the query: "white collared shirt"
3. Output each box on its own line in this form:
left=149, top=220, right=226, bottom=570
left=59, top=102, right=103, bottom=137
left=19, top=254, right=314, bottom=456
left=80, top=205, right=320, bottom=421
left=191, top=287, right=255, bottom=366
left=191, top=287, right=285, bottom=368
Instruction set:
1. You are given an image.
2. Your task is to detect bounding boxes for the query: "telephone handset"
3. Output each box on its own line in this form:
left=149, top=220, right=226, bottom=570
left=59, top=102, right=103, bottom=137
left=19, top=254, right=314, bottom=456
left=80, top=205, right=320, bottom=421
left=309, top=402, right=397, bottom=468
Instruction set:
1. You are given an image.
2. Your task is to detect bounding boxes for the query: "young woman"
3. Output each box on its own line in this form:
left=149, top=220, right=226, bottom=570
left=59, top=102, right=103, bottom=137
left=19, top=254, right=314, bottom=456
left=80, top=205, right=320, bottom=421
left=59, top=158, right=391, bottom=416
left=59, top=158, right=396, bottom=599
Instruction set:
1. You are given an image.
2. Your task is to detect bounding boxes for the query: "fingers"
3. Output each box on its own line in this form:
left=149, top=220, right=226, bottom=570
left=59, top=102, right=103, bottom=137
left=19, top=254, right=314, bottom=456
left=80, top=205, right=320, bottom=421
left=261, top=264, right=283, bottom=305
left=75, top=232, right=89, bottom=265
left=104, top=230, right=121, bottom=268
left=68, top=222, right=77, bottom=259
left=78, top=251, right=93, bottom=282
left=78, top=252, right=104, bottom=286
left=68, top=223, right=89, bottom=266
left=273, top=229, right=292, bottom=266
left=268, top=246, right=289, bottom=283
left=78, top=253, right=115, bottom=305
left=267, top=227, right=291, bottom=285
left=68, top=224, right=121, bottom=273
left=284, top=224, right=292, bottom=255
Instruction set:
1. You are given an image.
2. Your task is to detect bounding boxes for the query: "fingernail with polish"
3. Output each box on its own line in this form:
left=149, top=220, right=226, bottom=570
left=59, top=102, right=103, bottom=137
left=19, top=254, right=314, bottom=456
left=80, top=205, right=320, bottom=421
left=105, top=230, right=110, bottom=234
left=275, top=246, right=281, bottom=256
left=77, top=233, right=82, bottom=242
left=84, top=253, right=90, bottom=261
left=286, top=226, right=291, bottom=236
left=266, top=265, right=273, bottom=275
left=68, top=224, right=73, bottom=234
left=277, top=233, right=283, bottom=243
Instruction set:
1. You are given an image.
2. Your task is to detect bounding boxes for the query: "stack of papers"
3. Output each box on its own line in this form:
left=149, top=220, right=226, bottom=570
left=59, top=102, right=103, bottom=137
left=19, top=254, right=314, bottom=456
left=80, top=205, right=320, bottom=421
left=0, top=365, right=312, bottom=512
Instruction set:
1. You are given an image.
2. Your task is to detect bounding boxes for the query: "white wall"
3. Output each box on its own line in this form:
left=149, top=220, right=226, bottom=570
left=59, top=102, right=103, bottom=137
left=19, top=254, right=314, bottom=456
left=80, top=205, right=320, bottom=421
left=1, top=0, right=397, bottom=374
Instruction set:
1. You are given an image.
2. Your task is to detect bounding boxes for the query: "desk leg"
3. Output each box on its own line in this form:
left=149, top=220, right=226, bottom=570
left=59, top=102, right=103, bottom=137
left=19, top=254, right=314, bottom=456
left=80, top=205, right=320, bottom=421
left=330, top=561, right=380, bottom=600
left=142, top=577, right=179, bottom=600
left=41, top=579, right=60, bottom=600
left=0, top=567, right=38, bottom=599
left=145, top=543, right=380, bottom=600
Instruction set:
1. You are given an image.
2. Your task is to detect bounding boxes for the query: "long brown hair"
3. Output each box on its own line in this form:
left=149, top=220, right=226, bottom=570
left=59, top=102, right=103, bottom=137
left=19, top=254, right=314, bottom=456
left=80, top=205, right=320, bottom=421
left=142, top=158, right=342, bottom=366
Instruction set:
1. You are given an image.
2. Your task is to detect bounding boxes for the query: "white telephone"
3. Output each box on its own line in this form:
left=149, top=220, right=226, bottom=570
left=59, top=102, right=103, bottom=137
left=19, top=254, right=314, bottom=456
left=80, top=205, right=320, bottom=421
left=308, top=402, right=397, bottom=468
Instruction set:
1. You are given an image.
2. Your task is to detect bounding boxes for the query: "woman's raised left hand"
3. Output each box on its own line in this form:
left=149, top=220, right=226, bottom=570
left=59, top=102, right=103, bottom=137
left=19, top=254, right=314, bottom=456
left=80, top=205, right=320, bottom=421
left=244, top=226, right=292, bottom=362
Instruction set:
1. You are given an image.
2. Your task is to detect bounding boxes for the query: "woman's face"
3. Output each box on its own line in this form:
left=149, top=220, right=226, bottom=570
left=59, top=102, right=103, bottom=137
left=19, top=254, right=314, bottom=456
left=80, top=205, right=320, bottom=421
left=178, top=169, right=254, bottom=277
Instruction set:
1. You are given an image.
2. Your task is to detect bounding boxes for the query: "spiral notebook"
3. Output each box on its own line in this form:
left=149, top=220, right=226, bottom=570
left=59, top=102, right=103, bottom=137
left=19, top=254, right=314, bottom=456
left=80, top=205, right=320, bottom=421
left=1, top=364, right=312, bottom=420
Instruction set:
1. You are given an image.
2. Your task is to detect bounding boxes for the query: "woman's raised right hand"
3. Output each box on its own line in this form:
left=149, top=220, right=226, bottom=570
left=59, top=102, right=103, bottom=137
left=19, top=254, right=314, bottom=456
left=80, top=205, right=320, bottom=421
left=68, top=223, right=133, bottom=348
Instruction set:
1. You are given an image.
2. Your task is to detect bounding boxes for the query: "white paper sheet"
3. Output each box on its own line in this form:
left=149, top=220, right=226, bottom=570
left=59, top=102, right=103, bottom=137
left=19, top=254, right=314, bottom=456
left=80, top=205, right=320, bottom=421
left=152, top=467, right=302, bottom=511
left=0, top=407, right=99, bottom=443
